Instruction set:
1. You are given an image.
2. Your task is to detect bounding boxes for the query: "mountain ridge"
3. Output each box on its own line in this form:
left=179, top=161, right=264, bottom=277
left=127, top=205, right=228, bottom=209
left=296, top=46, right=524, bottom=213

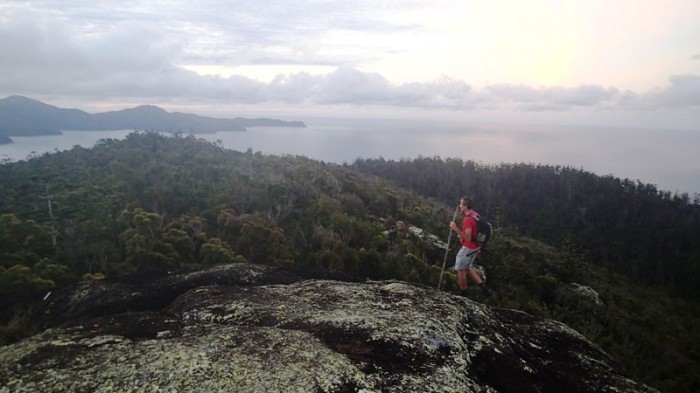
left=0, top=96, right=306, bottom=143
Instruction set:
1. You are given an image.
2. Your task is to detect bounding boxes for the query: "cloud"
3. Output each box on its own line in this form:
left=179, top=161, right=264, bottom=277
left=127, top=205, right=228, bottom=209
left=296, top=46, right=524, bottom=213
left=311, top=69, right=474, bottom=108
left=0, top=9, right=177, bottom=71
left=693, top=53, right=700, bottom=60
left=636, top=74, right=700, bottom=109
left=0, top=9, right=182, bottom=96
left=313, top=68, right=393, bottom=105
left=483, top=84, right=620, bottom=111
left=1, top=5, right=699, bottom=115
left=264, top=69, right=475, bottom=108
left=18, top=0, right=421, bottom=68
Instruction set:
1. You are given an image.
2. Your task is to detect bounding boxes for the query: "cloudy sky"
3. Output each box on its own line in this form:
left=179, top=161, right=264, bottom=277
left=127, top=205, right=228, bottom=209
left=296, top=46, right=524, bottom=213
left=1, top=0, right=700, bottom=128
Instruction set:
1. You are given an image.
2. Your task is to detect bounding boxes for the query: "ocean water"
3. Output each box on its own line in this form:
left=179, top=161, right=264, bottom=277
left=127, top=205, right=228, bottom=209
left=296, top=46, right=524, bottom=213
left=1, top=118, right=698, bottom=196
left=0, top=129, right=135, bottom=162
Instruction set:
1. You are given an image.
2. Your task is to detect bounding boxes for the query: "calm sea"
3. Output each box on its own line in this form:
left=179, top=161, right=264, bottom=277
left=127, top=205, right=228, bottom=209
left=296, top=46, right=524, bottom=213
left=1, top=117, right=698, bottom=196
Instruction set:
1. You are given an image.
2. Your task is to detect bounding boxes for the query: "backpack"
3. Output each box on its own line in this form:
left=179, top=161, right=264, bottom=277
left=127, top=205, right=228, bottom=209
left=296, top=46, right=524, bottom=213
left=467, top=215, right=492, bottom=249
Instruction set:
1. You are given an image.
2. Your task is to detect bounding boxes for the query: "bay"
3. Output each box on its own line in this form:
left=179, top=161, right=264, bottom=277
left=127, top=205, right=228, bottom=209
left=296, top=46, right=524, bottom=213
left=0, top=118, right=698, bottom=196
left=0, top=129, right=135, bottom=162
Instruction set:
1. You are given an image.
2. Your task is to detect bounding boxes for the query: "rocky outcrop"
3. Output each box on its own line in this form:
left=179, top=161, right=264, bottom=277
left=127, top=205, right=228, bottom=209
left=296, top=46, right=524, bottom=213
left=0, top=263, right=655, bottom=392
left=557, top=283, right=604, bottom=307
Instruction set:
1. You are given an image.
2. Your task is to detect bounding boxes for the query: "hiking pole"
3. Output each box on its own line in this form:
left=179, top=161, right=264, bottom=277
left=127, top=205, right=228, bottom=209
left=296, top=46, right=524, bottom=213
left=437, top=205, right=460, bottom=291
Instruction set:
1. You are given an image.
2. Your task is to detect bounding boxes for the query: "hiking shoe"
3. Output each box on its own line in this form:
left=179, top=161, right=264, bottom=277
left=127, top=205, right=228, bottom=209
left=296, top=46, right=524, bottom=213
left=459, top=289, right=469, bottom=298
left=480, top=285, right=494, bottom=297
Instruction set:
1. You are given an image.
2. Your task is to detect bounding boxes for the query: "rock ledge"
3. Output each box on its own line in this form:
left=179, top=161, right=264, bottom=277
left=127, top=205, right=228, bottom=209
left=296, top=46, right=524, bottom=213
left=0, top=263, right=656, bottom=392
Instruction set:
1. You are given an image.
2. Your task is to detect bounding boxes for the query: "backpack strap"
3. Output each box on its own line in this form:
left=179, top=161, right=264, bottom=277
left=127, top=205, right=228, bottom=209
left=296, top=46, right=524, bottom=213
left=464, top=214, right=479, bottom=240
left=463, top=213, right=482, bottom=257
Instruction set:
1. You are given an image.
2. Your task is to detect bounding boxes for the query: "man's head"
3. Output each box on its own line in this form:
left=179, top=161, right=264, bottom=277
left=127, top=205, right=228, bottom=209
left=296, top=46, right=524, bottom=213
left=459, top=196, right=473, bottom=212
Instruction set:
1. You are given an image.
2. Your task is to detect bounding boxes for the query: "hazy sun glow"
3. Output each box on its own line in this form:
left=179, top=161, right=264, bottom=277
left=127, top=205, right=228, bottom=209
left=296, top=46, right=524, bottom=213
left=426, top=1, right=580, bottom=87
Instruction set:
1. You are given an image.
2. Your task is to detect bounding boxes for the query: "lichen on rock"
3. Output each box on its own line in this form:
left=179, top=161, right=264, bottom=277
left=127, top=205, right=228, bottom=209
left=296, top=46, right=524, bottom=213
left=0, top=263, right=656, bottom=392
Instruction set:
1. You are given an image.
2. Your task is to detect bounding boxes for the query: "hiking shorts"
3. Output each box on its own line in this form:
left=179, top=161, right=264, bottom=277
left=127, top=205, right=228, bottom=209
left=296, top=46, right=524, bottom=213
left=454, top=246, right=478, bottom=271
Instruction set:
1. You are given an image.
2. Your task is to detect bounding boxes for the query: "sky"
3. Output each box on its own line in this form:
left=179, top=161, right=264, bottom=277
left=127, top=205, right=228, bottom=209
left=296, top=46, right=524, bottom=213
left=1, top=0, right=700, bottom=128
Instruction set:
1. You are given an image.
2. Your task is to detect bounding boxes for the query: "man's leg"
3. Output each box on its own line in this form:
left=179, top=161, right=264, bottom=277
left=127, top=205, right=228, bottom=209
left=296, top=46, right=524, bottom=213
left=466, top=269, right=483, bottom=285
left=458, top=269, right=468, bottom=290
left=467, top=268, right=493, bottom=297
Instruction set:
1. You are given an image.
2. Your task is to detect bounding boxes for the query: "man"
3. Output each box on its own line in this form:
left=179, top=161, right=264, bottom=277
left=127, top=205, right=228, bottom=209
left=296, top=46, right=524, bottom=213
left=449, top=196, right=492, bottom=298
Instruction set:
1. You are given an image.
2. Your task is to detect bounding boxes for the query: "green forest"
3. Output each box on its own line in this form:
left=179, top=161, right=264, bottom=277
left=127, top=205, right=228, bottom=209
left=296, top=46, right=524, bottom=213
left=1, top=132, right=699, bottom=392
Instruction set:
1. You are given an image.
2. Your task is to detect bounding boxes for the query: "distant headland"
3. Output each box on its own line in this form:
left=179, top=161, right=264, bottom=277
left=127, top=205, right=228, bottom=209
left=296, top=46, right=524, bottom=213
left=0, top=96, right=306, bottom=144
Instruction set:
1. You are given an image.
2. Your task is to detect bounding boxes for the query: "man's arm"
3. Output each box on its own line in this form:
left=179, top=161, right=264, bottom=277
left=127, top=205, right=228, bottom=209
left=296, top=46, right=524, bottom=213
left=450, top=221, right=472, bottom=243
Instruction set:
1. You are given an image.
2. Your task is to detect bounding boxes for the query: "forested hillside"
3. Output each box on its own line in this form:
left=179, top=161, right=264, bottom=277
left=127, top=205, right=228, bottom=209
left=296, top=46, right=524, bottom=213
left=0, top=131, right=454, bottom=306
left=351, top=157, right=700, bottom=299
left=0, top=132, right=698, bottom=392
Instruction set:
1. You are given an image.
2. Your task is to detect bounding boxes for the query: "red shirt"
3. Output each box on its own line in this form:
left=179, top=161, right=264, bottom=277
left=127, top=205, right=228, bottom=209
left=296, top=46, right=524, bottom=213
left=461, top=212, right=479, bottom=249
